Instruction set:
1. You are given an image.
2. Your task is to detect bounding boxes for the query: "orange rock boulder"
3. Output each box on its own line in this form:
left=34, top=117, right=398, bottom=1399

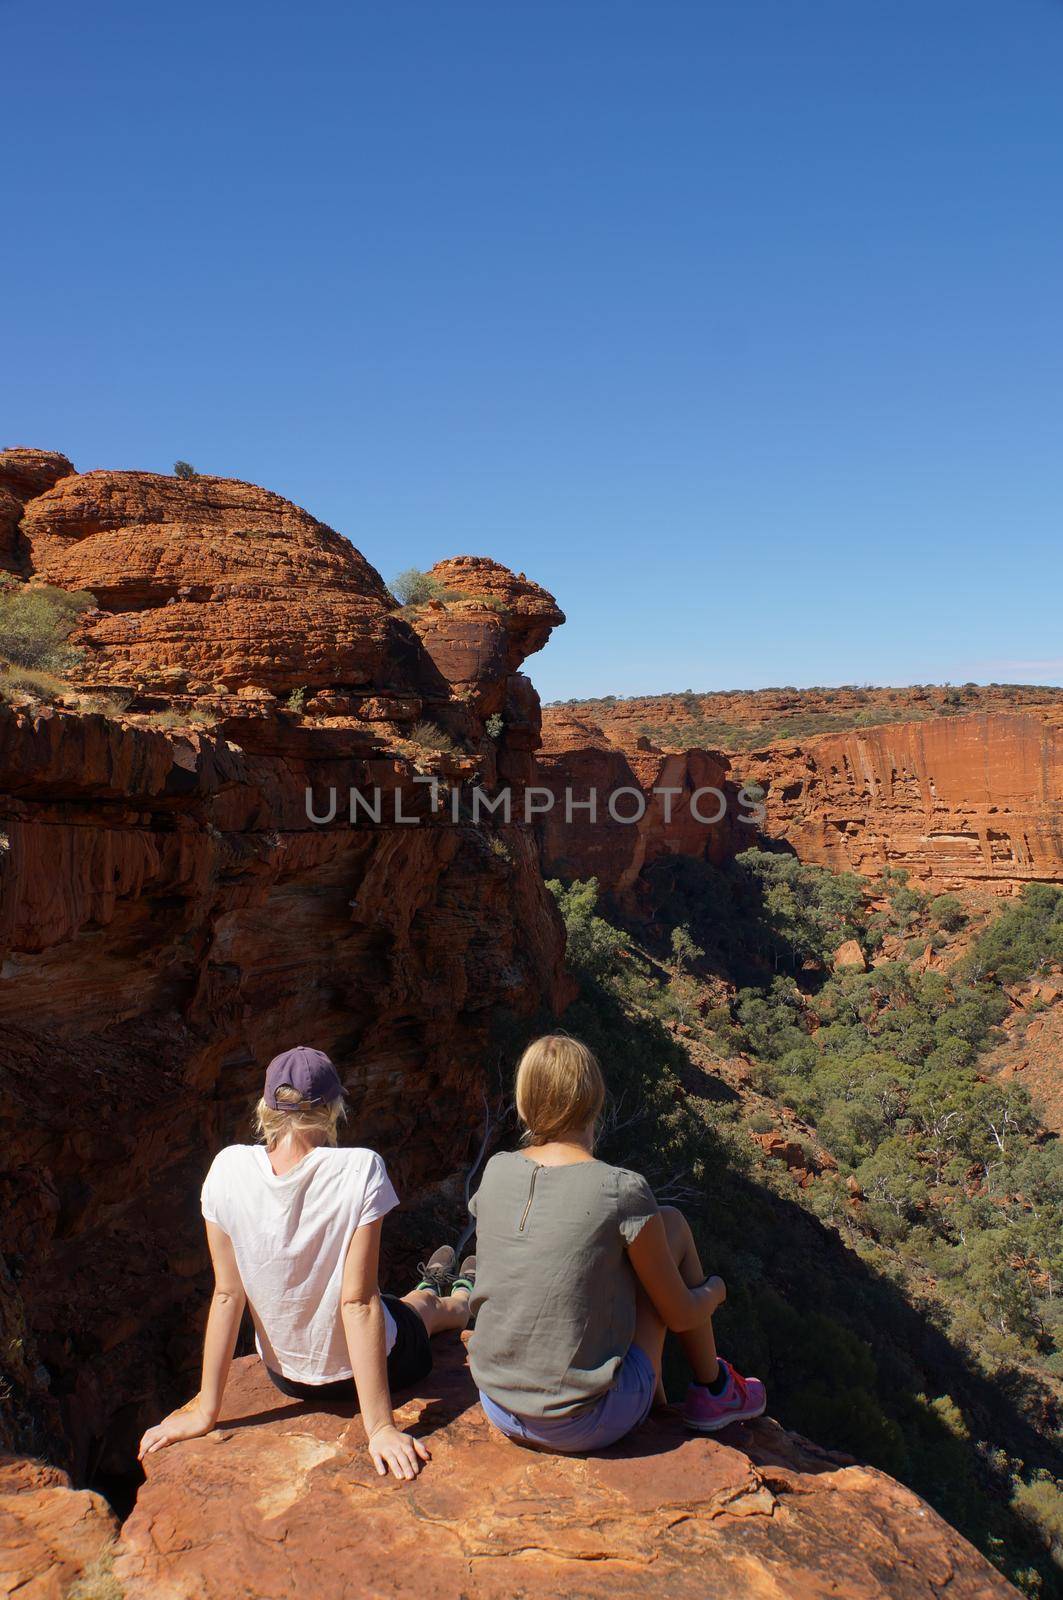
left=114, top=1345, right=1018, bottom=1600
left=0, top=1455, right=117, bottom=1599
left=18, top=468, right=436, bottom=697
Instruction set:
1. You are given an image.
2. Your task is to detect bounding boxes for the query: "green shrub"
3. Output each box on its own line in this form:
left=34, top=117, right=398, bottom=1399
left=965, top=883, right=1063, bottom=983
left=930, top=894, right=968, bottom=933
left=485, top=712, right=504, bottom=739
left=392, top=568, right=446, bottom=606
left=286, top=686, right=307, bottom=713
left=173, top=460, right=197, bottom=479
left=0, top=581, right=94, bottom=675
left=547, top=877, right=627, bottom=982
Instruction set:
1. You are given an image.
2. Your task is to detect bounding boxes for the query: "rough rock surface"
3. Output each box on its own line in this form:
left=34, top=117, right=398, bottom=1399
left=0, top=1455, right=117, bottom=1599
left=0, top=697, right=568, bottom=1485
left=553, top=685, right=1063, bottom=752
left=746, top=714, right=1063, bottom=890
left=16, top=467, right=437, bottom=696
left=0, top=449, right=76, bottom=576
left=406, top=557, right=565, bottom=719
left=0, top=455, right=570, bottom=1488
left=114, top=1345, right=1018, bottom=1600
left=541, top=703, right=1063, bottom=896
left=536, top=710, right=746, bottom=901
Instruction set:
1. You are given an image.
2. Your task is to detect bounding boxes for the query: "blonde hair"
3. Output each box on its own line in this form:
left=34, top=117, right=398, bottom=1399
left=254, top=1085, right=347, bottom=1150
left=515, top=1034, right=605, bottom=1146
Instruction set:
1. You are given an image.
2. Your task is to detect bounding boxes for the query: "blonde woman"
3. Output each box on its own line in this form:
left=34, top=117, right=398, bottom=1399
left=468, top=1034, right=765, bottom=1452
left=138, top=1047, right=473, bottom=1480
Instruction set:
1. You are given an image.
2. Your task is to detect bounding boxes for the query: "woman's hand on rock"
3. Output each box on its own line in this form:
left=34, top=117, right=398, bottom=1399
left=368, top=1423, right=431, bottom=1480
left=138, top=1399, right=217, bottom=1459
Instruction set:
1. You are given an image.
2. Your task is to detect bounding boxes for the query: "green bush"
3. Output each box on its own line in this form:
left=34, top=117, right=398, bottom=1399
left=964, top=883, right=1063, bottom=984
left=0, top=580, right=93, bottom=676
left=485, top=712, right=504, bottom=739
left=173, top=460, right=197, bottom=479
left=392, top=568, right=446, bottom=606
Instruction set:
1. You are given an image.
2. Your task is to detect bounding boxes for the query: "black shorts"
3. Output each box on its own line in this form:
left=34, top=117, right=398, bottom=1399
left=265, top=1294, right=433, bottom=1402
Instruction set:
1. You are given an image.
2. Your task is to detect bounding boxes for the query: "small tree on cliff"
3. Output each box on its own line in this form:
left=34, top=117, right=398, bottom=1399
left=392, top=568, right=446, bottom=607
left=173, top=460, right=197, bottom=480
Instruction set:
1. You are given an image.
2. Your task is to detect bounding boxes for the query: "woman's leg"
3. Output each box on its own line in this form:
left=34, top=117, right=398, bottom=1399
left=401, top=1287, right=471, bottom=1338
left=633, top=1205, right=720, bottom=1403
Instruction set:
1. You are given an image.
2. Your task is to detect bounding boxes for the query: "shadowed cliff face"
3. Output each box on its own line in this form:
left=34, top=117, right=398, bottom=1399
left=536, top=710, right=748, bottom=903
left=0, top=451, right=570, bottom=1488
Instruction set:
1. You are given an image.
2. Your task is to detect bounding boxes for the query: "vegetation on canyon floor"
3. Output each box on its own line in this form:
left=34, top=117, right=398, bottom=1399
left=498, top=861, right=1063, bottom=1594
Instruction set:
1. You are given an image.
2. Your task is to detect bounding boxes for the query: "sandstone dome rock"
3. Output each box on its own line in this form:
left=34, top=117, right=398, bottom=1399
left=16, top=467, right=426, bottom=696
left=112, top=1344, right=1018, bottom=1600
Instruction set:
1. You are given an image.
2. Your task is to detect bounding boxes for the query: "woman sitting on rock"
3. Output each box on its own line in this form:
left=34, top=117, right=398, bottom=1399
left=138, top=1046, right=474, bottom=1480
left=468, top=1034, right=766, bottom=1452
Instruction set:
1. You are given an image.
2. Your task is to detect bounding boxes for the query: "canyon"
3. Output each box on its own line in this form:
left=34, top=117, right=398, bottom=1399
left=0, top=447, right=1047, bottom=1597
left=540, top=697, right=1063, bottom=898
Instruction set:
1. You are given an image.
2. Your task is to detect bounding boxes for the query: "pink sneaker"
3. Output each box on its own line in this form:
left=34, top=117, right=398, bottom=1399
left=682, top=1360, right=767, bottom=1432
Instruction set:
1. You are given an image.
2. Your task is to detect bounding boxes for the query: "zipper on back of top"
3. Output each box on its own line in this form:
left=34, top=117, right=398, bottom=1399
left=518, top=1164, right=542, bottom=1232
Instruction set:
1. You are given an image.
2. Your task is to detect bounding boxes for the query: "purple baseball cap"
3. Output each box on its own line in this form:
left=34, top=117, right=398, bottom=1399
left=264, top=1046, right=345, bottom=1109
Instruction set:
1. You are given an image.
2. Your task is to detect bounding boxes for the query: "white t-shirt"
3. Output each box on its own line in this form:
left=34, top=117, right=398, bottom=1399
left=201, top=1144, right=400, bottom=1384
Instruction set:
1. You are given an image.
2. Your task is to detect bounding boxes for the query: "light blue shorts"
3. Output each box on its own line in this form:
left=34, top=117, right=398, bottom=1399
left=479, top=1343, right=657, bottom=1453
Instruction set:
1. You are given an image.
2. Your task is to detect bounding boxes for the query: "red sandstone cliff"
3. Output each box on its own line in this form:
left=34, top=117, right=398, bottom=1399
left=0, top=450, right=571, bottom=1494
left=539, top=702, right=1063, bottom=896
left=746, top=713, right=1063, bottom=891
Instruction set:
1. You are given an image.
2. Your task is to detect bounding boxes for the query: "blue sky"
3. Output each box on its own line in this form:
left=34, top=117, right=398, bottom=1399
left=4, top=0, right=1061, bottom=700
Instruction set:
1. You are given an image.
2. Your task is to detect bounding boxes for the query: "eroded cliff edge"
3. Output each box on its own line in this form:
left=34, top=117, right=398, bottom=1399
left=0, top=449, right=570, bottom=1488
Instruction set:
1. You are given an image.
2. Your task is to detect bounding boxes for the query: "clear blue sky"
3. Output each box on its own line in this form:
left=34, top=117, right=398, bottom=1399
left=4, top=0, right=1061, bottom=701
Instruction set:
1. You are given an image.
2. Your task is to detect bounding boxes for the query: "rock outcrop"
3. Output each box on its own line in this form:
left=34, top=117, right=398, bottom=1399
left=747, top=714, right=1063, bottom=891
left=536, top=710, right=748, bottom=902
left=113, top=1344, right=1018, bottom=1599
left=13, top=465, right=440, bottom=701
left=0, top=1455, right=117, bottom=1599
left=0, top=449, right=76, bottom=577
left=0, top=452, right=570, bottom=1494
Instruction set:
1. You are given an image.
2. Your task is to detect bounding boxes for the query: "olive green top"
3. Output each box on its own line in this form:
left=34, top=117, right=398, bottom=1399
left=468, top=1150, right=659, bottom=1418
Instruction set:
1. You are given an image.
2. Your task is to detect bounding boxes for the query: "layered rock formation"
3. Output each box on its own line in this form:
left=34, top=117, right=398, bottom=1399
left=746, top=713, right=1063, bottom=891
left=0, top=452, right=569, bottom=1495
left=113, top=1344, right=1018, bottom=1599
left=536, top=709, right=750, bottom=902
left=538, top=704, right=1063, bottom=896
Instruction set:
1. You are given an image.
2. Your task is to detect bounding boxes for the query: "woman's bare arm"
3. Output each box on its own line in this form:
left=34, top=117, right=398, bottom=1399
left=138, top=1221, right=246, bottom=1458
left=340, top=1219, right=430, bottom=1480
left=626, top=1213, right=724, bottom=1332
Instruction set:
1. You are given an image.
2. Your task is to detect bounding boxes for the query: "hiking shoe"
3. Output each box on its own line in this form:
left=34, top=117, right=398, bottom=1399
left=682, top=1361, right=766, bottom=1432
left=415, top=1245, right=457, bottom=1296
left=452, top=1255, right=476, bottom=1295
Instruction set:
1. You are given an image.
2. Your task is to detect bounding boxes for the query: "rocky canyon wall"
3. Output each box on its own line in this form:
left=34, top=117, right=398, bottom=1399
left=538, top=704, right=1063, bottom=898
left=746, top=712, right=1063, bottom=891
left=0, top=450, right=570, bottom=1486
